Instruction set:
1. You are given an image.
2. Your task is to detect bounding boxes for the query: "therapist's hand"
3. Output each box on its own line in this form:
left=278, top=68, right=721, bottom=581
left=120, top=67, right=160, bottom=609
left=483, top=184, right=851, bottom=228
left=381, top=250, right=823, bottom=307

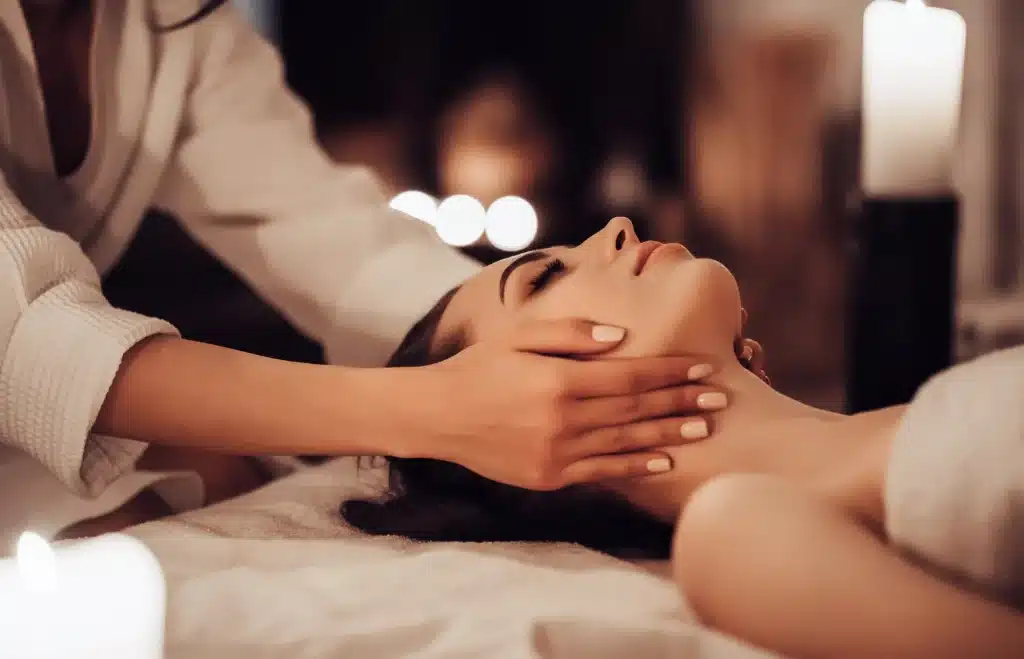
left=413, top=319, right=732, bottom=491
left=737, top=308, right=769, bottom=385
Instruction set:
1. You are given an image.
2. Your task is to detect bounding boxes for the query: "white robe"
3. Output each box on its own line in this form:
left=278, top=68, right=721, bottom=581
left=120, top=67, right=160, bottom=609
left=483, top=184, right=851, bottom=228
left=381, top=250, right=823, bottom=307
left=0, top=0, right=479, bottom=549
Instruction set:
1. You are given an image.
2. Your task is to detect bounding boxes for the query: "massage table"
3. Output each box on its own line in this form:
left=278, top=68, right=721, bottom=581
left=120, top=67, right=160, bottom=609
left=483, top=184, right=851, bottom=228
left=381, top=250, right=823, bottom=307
left=131, top=346, right=1024, bottom=658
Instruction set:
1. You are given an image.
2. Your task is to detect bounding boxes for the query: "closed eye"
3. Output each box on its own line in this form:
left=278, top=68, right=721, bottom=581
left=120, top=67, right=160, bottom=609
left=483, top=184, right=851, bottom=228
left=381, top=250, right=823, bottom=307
left=527, top=259, right=566, bottom=297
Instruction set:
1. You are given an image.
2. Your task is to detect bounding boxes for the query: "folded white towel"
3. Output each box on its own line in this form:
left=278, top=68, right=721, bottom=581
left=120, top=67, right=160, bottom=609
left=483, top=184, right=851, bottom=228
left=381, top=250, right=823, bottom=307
left=885, top=346, right=1024, bottom=605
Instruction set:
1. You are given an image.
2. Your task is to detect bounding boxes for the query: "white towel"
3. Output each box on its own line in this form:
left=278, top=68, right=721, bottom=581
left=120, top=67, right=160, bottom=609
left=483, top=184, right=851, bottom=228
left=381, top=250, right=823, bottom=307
left=131, top=459, right=781, bottom=659
left=885, top=346, right=1024, bottom=606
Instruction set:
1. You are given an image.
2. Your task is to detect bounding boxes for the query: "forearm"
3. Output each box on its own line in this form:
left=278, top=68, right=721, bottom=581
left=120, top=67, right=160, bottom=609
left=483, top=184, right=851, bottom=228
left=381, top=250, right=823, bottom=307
left=674, top=475, right=1024, bottom=659
left=95, top=336, right=409, bottom=457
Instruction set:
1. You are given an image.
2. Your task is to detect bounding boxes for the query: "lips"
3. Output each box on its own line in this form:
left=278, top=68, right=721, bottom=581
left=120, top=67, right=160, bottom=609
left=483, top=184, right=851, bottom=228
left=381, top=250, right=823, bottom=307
left=634, top=241, right=665, bottom=275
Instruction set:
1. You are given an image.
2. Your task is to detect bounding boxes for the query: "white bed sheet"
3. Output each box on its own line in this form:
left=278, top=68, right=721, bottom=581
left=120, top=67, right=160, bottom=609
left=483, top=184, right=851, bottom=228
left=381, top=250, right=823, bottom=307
left=130, top=458, right=782, bottom=659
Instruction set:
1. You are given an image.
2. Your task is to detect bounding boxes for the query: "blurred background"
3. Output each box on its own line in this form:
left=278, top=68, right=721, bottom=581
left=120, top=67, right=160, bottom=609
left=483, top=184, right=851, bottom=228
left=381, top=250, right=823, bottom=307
left=116, top=0, right=1023, bottom=410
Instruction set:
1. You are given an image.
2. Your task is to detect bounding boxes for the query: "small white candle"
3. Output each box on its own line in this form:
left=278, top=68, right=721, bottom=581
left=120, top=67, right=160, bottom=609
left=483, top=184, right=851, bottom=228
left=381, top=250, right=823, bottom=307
left=0, top=533, right=166, bottom=659
left=862, top=0, right=967, bottom=197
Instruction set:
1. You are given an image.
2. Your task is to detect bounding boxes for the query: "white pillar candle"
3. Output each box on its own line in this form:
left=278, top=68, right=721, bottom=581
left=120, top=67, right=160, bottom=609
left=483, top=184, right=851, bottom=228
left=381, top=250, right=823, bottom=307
left=862, top=0, right=967, bottom=197
left=0, top=533, right=166, bottom=659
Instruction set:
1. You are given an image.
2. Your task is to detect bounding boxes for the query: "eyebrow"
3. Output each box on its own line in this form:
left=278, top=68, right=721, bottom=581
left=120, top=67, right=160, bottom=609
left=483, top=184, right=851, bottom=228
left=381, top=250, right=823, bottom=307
left=499, top=250, right=548, bottom=304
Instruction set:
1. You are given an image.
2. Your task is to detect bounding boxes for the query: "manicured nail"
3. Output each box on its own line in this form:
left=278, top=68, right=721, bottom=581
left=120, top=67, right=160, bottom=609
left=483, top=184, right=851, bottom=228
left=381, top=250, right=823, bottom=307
left=697, top=392, right=728, bottom=411
left=687, top=363, right=715, bottom=380
left=680, top=420, right=709, bottom=440
left=592, top=325, right=626, bottom=342
left=646, top=458, right=673, bottom=474
left=741, top=344, right=754, bottom=362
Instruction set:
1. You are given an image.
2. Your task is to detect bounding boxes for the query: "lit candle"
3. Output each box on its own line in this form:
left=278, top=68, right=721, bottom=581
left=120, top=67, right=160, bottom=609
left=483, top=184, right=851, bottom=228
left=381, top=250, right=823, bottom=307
left=0, top=533, right=166, bottom=659
left=862, top=0, right=967, bottom=197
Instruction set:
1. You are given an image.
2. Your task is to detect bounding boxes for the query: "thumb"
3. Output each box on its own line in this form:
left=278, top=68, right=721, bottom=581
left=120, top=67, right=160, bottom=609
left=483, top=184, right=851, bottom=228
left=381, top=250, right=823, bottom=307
left=507, top=318, right=627, bottom=357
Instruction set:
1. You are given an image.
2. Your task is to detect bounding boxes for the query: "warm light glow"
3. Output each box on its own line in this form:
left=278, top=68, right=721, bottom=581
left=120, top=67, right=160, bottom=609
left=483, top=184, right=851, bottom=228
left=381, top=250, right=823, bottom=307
left=485, top=196, right=539, bottom=252
left=2, top=534, right=166, bottom=658
left=389, top=190, right=438, bottom=225
left=435, top=195, right=486, bottom=247
left=861, top=0, right=966, bottom=195
left=16, top=532, right=57, bottom=592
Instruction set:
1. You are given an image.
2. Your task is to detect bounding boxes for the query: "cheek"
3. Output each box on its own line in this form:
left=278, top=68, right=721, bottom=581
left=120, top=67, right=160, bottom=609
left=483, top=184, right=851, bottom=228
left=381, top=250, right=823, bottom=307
left=526, top=282, right=664, bottom=358
left=465, top=291, right=604, bottom=346
left=631, top=260, right=742, bottom=356
left=527, top=289, right=605, bottom=325
left=504, top=261, right=741, bottom=359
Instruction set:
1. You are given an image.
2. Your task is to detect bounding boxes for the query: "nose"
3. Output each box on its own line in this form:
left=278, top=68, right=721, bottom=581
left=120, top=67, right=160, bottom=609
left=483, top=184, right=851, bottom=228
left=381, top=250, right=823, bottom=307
left=602, top=217, right=639, bottom=256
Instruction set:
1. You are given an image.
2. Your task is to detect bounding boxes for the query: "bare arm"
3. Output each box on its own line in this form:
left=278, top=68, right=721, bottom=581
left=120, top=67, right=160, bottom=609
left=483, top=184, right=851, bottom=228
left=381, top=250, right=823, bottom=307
left=93, top=335, right=399, bottom=457
left=95, top=322, right=735, bottom=490
left=673, top=475, right=1024, bottom=659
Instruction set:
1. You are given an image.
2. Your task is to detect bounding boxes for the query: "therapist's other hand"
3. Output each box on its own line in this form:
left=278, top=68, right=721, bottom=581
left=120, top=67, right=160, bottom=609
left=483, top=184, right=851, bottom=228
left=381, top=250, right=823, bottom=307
left=736, top=308, right=769, bottom=385
left=421, top=319, right=728, bottom=491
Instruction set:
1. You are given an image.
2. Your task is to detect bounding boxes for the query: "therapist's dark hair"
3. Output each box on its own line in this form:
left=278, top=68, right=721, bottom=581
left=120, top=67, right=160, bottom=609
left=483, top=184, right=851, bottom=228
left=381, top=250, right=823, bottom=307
left=339, top=287, right=674, bottom=559
left=155, top=0, right=231, bottom=31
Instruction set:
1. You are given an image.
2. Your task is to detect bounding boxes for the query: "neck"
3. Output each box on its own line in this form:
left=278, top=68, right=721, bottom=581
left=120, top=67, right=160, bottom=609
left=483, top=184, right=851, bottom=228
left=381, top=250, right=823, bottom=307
left=607, top=358, right=902, bottom=528
left=715, top=358, right=842, bottom=425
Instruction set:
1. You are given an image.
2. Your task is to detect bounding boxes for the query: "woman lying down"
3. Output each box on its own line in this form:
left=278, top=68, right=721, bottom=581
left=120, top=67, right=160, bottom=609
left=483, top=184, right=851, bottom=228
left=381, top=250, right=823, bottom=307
left=342, top=217, right=1024, bottom=659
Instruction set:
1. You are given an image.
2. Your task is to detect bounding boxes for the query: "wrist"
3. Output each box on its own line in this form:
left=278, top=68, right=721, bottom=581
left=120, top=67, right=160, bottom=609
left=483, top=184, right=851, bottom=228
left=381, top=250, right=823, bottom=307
left=327, top=364, right=445, bottom=460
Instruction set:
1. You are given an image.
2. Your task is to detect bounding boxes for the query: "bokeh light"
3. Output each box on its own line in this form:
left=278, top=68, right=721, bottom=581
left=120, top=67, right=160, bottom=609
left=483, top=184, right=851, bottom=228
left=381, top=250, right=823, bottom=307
left=435, top=195, right=486, bottom=247
left=485, top=196, right=538, bottom=252
left=389, top=190, right=438, bottom=225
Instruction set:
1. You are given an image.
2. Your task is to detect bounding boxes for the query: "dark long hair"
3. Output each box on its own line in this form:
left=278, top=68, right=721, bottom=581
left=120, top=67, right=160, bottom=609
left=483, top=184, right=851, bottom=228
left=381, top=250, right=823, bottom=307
left=155, top=0, right=230, bottom=32
left=339, top=288, right=674, bottom=559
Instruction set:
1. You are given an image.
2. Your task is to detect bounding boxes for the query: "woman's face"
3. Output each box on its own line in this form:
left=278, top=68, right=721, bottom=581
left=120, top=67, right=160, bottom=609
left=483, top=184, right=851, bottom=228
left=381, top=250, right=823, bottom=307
left=437, top=218, right=743, bottom=359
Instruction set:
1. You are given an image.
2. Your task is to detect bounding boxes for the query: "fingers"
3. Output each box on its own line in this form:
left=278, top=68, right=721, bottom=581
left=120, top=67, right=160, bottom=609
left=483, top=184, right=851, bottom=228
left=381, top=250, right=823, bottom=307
left=569, top=383, right=727, bottom=429
left=569, top=415, right=711, bottom=461
left=744, top=339, right=766, bottom=373
left=507, top=318, right=628, bottom=356
left=559, top=451, right=676, bottom=487
left=737, top=338, right=769, bottom=384
left=736, top=310, right=768, bottom=383
left=565, top=357, right=718, bottom=398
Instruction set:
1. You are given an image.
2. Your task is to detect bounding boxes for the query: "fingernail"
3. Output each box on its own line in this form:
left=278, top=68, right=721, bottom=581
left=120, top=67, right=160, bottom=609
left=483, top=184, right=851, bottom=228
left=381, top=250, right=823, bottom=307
left=592, top=325, right=626, bottom=343
left=646, top=458, right=673, bottom=474
left=697, top=392, right=728, bottom=411
left=680, top=419, right=709, bottom=440
left=687, top=363, right=715, bottom=380
left=741, top=344, right=754, bottom=361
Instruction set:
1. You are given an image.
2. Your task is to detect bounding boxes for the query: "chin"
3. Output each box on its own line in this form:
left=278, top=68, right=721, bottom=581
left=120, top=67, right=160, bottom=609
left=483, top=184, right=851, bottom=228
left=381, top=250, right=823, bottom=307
left=651, top=258, right=742, bottom=354
left=695, top=258, right=742, bottom=311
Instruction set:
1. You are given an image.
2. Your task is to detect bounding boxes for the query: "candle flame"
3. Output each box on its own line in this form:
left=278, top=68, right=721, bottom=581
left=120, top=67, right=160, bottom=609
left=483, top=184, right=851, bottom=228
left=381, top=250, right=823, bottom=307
left=16, top=532, right=58, bottom=592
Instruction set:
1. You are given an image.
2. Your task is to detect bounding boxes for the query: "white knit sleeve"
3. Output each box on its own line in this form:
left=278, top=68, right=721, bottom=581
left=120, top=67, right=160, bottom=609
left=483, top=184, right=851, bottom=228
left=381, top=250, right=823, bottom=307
left=154, top=5, right=479, bottom=367
left=0, top=176, right=179, bottom=497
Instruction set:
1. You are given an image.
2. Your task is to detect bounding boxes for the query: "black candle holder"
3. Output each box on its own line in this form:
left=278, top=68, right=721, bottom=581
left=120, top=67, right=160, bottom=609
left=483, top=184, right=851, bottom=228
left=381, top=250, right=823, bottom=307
left=846, top=196, right=960, bottom=413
